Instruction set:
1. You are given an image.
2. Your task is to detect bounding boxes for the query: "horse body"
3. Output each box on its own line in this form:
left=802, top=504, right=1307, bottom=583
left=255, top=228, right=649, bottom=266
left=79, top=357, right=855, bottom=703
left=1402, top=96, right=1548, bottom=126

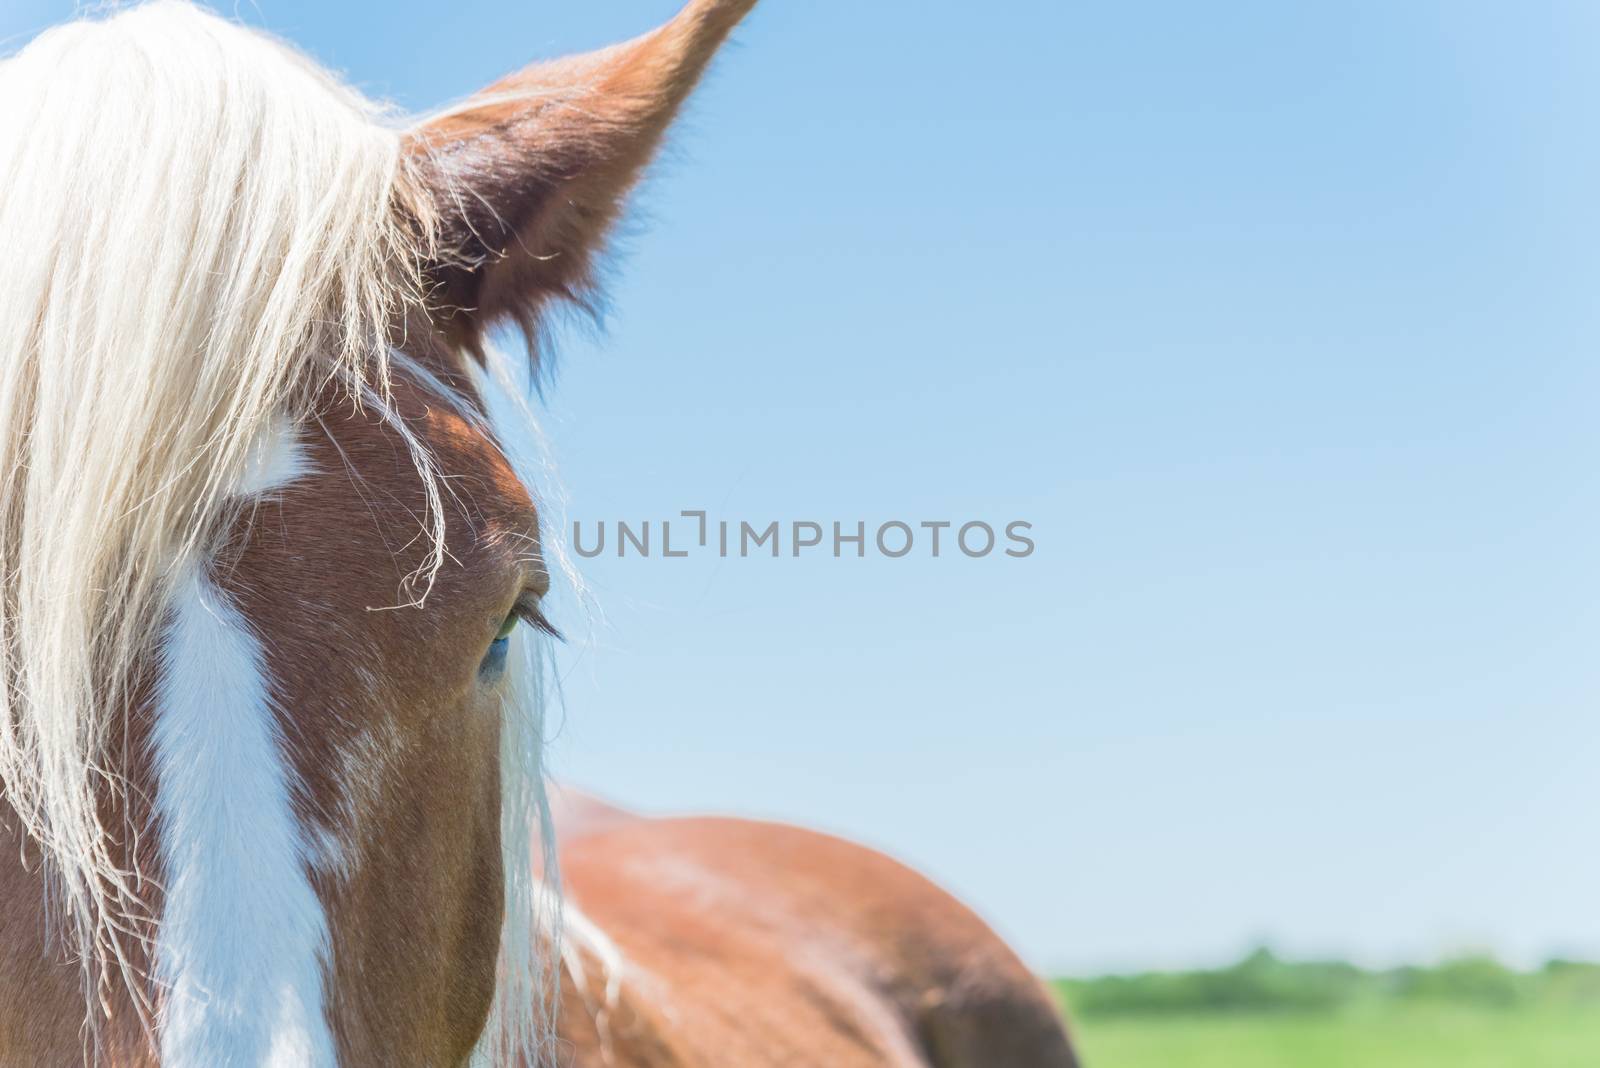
left=0, top=2, right=1078, bottom=1064
left=552, top=793, right=1078, bottom=1068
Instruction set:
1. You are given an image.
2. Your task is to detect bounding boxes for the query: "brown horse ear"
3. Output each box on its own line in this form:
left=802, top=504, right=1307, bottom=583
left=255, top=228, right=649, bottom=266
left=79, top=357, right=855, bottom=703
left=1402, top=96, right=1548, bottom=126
left=404, top=0, right=758, bottom=360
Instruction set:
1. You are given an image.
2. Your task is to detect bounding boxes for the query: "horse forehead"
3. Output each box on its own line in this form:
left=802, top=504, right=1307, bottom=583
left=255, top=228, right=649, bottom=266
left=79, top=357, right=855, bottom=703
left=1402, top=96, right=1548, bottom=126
left=321, top=375, right=541, bottom=540
left=223, top=377, right=542, bottom=628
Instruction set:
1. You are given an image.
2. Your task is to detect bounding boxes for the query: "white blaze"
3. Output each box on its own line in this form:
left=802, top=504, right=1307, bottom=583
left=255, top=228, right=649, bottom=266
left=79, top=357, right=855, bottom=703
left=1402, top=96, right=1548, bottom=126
left=151, top=426, right=334, bottom=1067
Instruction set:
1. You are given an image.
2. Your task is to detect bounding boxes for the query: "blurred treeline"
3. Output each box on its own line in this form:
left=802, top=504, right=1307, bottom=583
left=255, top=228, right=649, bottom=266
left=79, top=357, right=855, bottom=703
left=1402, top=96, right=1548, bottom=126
left=1054, top=948, right=1600, bottom=1018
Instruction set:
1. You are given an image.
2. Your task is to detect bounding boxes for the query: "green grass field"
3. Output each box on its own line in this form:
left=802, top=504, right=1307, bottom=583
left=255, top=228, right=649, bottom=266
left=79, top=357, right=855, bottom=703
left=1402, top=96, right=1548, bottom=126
left=1063, top=1004, right=1600, bottom=1068
left=1052, top=952, right=1600, bottom=1068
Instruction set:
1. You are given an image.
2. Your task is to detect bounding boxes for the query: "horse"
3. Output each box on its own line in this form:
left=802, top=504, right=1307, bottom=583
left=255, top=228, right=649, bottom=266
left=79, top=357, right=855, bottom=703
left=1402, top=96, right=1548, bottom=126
left=0, top=2, right=1079, bottom=1065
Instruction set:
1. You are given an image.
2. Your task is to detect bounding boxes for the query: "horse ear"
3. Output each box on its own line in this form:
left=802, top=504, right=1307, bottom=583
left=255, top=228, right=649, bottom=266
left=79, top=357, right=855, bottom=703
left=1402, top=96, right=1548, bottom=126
left=404, top=0, right=758, bottom=359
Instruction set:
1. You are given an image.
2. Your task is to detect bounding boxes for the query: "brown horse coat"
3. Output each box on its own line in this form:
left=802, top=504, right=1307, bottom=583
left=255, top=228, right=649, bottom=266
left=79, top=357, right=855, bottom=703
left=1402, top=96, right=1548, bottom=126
left=551, top=792, right=1079, bottom=1068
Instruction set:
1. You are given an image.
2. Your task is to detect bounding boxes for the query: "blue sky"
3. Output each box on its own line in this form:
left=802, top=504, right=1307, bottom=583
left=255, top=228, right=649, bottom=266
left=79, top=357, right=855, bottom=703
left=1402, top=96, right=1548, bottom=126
left=8, top=1, right=1600, bottom=974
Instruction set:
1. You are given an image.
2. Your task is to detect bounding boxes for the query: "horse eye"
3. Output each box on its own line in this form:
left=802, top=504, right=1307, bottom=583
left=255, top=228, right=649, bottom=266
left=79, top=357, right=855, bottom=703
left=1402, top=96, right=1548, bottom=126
left=481, top=599, right=561, bottom=679
left=480, top=613, right=519, bottom=679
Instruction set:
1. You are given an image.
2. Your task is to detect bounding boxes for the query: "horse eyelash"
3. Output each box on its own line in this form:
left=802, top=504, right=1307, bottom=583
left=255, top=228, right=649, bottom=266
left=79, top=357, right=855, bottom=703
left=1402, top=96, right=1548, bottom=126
left=514, top=596, right=562, bottom=642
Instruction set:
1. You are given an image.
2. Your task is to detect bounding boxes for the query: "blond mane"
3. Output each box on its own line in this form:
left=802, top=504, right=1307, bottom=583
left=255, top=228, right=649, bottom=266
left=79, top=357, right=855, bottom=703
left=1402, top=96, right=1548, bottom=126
left=0, top=0, right=544, bottom=1052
